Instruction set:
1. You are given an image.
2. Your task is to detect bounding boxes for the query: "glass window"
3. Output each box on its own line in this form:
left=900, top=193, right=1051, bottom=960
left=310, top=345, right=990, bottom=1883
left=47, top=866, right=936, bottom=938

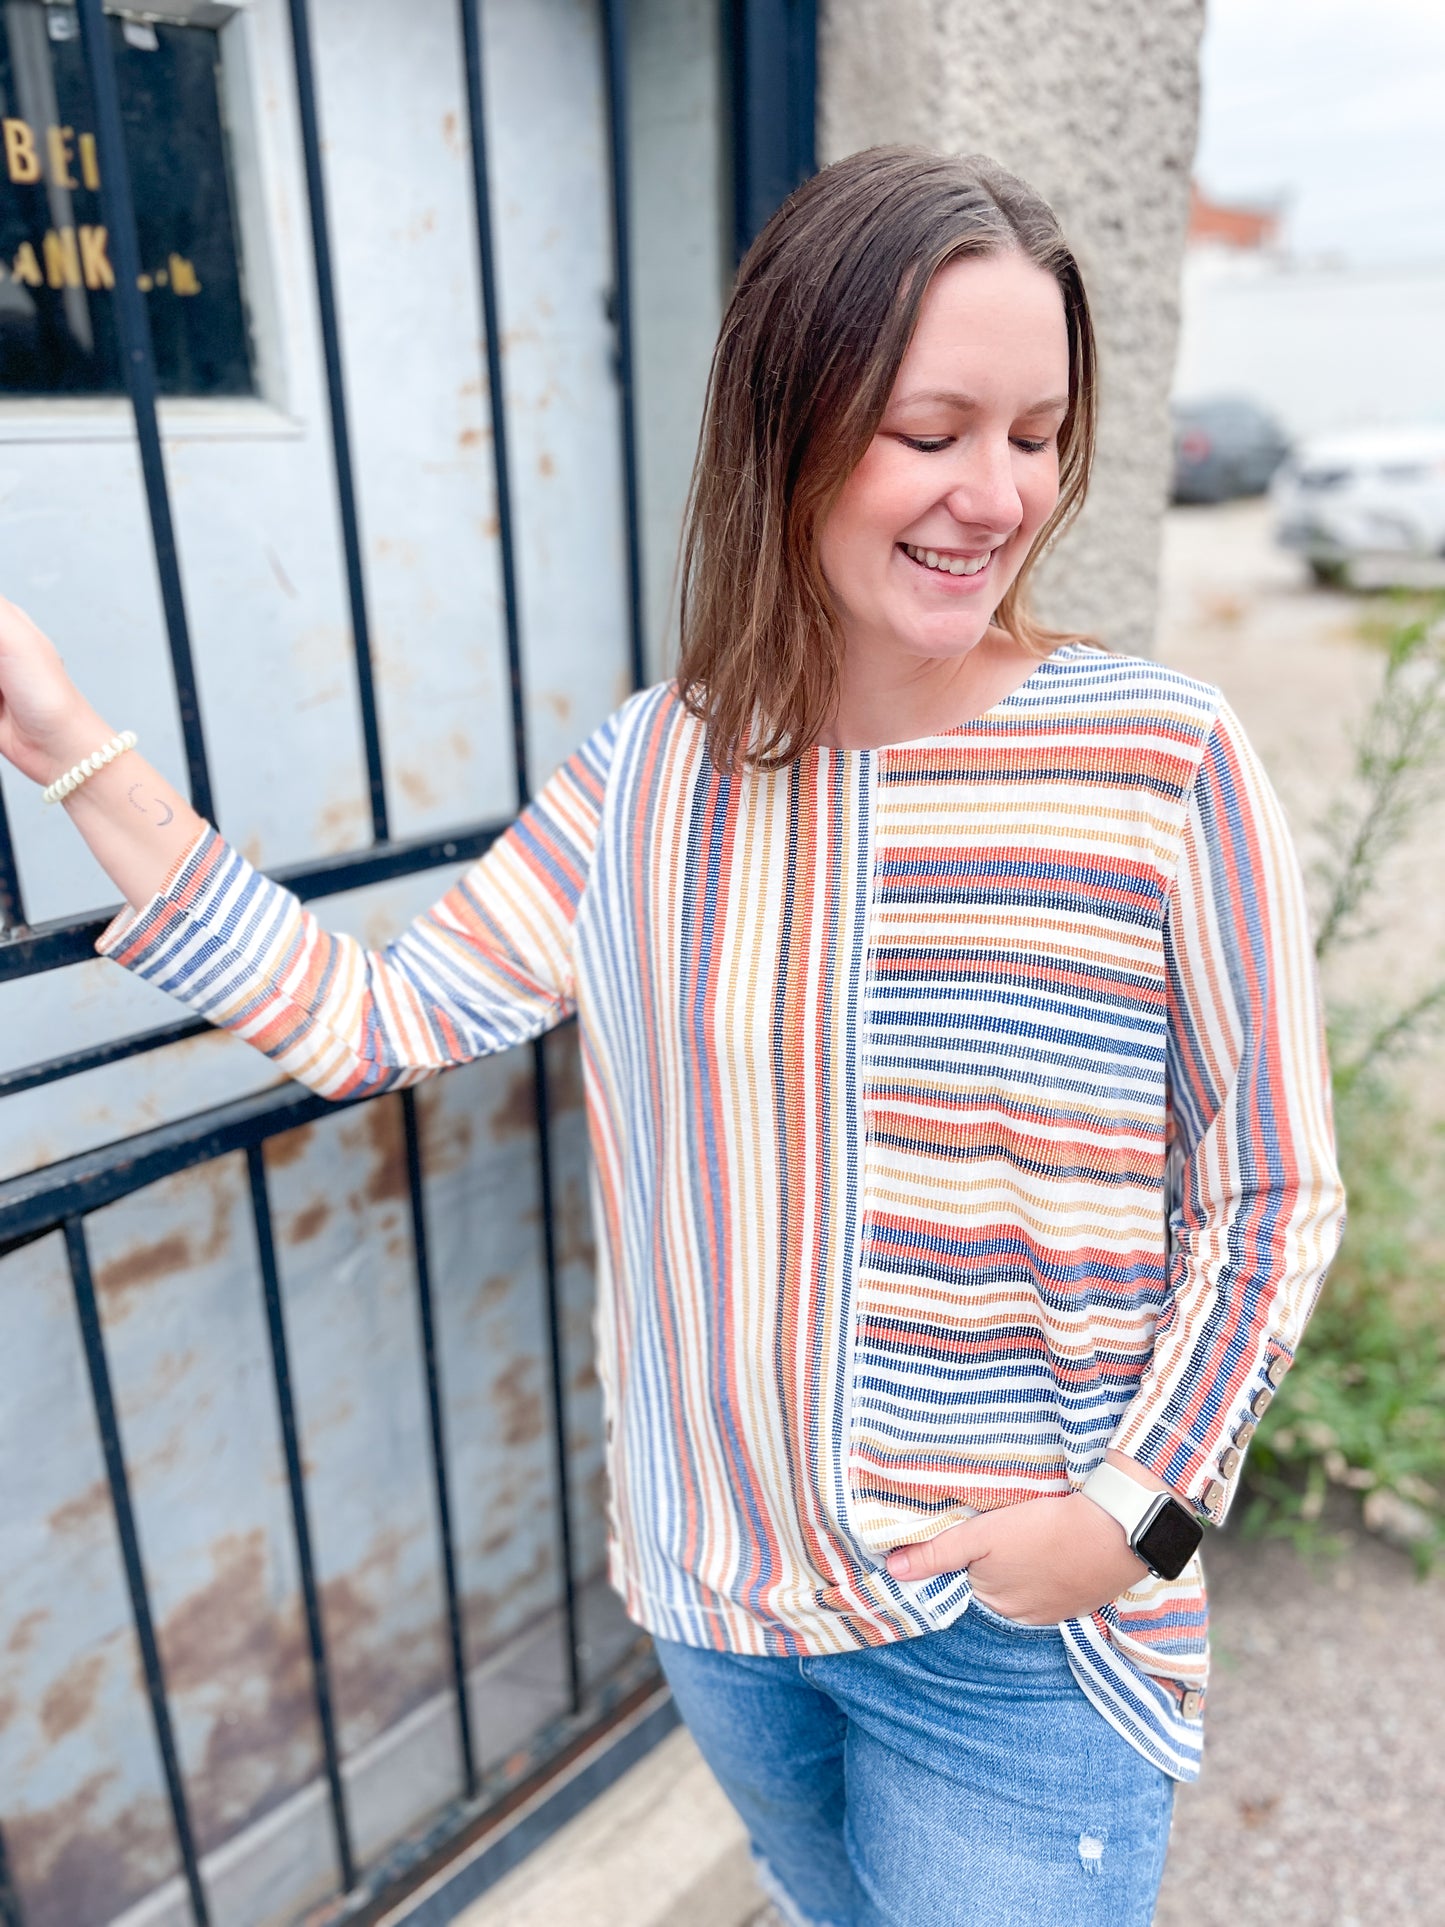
left=0, top=1, right=254, bottom=395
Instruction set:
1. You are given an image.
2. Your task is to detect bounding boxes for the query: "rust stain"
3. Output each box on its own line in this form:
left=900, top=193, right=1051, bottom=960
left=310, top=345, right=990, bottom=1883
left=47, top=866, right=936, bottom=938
left=7, top=1607, right=49, bottom=1655
left=449, top=730, right=472, bottom=762
left=157, top=1528, right=320, bottom=1855
left=479, top=1271, right=511, bottom=1308
left=375, top=535, right=418, bottom=567
left=572, top=1359, right=599, bottom=1395
left=0, top=1687, right=18, bottom=1733
left=39, top=1652, right=105, bottom=1744
left=362, top=1099, right=408, bottom=1205
left=556, top=1174, right=596, bottom=1273
left=315, top=796, right=370, bottom=852
left=544, top=1033, right=585, bottom=1116
left=490, top=1066, right=537, bottom=1142
left=265, top=1122, right=317, bottom=1169
left=458, top=425, right=483, bottom=450
left=478, top=512, right=500, bottom=539
left=398, top=767, right=440, bottom=810
left=462, top=1538, right=554, bottom=1650
left=95, top=1168, right=235, bottom=1317
left=441, top=110, right=461, bottom=153
left=537, top=450, right=555, bottom=478
left=285, top=1198, right=331, bottom=1246
left=540, top=689, right=573, bottom=723
left=47, top=1477, right=110, bottom=1537
left=419, top=1099, right=474, bottom=1178
left=5, top=1770, right=175, bottom=1927
left=149, top=1347, right=198, bottom=1397
left=459, top=377, right=481, bottom=397
left=491, top=1357, right=546, bottom=1448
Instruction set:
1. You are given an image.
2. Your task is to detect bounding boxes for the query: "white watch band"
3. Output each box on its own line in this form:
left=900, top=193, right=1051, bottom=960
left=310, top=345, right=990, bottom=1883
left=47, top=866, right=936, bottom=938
left=1081, top=1462, right=1162, bottom=1541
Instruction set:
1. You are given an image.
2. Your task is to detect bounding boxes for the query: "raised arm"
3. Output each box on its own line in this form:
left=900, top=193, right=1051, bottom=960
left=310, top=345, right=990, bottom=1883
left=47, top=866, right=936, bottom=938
left=0, top=596, right=618, bottom=1094
left=0, top=595, right=205, bottom=908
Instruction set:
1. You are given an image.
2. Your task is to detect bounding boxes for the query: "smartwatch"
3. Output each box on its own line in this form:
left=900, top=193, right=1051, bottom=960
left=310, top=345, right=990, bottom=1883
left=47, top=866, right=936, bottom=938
left=1081, top=1463, right=1204, bottom=1582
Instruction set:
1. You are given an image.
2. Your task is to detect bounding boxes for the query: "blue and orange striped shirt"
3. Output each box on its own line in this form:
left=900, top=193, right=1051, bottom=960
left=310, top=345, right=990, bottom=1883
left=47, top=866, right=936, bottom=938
left=101, top=644, right=1345, bottom=1779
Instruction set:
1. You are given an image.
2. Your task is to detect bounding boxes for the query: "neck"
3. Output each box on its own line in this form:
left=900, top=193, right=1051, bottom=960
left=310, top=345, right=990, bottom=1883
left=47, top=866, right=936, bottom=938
left=818, top=626, right=1042, bottom=751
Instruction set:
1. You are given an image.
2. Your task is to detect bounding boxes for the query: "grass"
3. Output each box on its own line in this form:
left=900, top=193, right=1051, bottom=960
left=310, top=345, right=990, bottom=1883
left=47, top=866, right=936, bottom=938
left=1237, top=603, right=1445, bottom=1569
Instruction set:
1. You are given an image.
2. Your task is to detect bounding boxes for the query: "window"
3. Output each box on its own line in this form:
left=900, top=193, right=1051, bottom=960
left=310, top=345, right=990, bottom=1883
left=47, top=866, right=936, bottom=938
left=0, top=0, right=254, bottom=395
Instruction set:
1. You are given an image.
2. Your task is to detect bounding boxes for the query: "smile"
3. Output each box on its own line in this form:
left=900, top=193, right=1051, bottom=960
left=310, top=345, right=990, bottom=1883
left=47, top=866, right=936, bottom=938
left=901, top=542, right=996, bottom=577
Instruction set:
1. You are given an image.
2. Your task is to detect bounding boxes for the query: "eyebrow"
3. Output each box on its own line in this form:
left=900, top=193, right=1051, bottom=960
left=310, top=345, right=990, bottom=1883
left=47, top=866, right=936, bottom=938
left=891, top=389, right=1070, bottom=415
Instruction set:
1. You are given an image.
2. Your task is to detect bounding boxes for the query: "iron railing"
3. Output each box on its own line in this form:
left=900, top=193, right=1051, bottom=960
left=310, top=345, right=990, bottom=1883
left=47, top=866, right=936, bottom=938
left=0, top=2, right=816, bottom=1922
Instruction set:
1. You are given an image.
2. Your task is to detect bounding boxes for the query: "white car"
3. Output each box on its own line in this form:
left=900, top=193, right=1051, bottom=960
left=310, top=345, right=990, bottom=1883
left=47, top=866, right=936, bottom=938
left=1273, top=427, right=1445, bottom=585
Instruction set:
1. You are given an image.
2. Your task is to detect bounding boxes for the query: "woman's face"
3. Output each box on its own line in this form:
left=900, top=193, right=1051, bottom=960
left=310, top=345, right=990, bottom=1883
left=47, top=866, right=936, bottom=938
left=817, top=251, right=1071, bottom=673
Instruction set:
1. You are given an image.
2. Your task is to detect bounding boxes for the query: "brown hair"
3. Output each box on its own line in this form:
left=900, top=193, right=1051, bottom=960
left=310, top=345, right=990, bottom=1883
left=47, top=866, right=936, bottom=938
left=676, top=145, right=1099, bottom=770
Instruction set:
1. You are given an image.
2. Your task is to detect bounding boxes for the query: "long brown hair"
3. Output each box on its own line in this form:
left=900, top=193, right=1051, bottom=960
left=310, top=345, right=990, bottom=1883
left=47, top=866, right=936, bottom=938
left=676, top=146, right=1099, bottom=770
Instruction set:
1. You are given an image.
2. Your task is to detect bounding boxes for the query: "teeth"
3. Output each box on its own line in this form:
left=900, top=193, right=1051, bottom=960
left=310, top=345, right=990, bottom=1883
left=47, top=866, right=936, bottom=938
left=905, top=543, right=992, bottom=576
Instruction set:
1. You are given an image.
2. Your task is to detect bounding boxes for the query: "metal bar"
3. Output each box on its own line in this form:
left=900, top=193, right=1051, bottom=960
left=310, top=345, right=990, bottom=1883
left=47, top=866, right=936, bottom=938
left=530, top=1038, right=581, bottom=1712
left=73, top=0, right=214, bottom=822
left=457, top=0, right=530, bottom=805
left=400, top=1089, right=477, bottom=1797
left=0, top=815, right=506, bottom=985
left=0, top=782, right=26, bottom=937
left=0, top=1082, right=346, bottom=1252
left=0, top=1820, right=26, bottom=1927
left=0, top=1017, right=210, bottom=1101
left=62, top=1216, right=210, bottom=1927
left=285, top=0, right=389, bottom=844
left=245, top=1145, right=356, bottom=1889
left=729, top=0, right=819, bottom=264
left=599, top=0, right=647, bottom=695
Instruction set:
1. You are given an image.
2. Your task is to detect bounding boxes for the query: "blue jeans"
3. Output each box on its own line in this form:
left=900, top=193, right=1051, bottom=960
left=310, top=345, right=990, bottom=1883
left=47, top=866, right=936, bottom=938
left=655, top=1600, right=1175, bottom=1926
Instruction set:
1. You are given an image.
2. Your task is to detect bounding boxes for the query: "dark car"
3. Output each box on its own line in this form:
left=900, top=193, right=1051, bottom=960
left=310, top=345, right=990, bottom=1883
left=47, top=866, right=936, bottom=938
left=1171, top=397, right=1291, bottom=504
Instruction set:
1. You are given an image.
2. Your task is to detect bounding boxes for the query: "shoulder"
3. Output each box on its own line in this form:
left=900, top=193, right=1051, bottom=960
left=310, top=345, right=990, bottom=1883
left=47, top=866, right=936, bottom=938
left=1031, top=642, right=1227, bottom=772
left=1036, top=642, right=1222, bottom=730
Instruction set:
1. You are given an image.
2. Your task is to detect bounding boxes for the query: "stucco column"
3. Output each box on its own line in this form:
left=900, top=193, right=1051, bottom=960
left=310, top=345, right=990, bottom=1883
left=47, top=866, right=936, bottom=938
left=819, top=0, right=1205, bottom=657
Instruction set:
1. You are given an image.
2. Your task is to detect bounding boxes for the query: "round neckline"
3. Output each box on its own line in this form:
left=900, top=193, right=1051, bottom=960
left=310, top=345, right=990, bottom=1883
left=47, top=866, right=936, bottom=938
left=808, top=642, right=1078, bottom=760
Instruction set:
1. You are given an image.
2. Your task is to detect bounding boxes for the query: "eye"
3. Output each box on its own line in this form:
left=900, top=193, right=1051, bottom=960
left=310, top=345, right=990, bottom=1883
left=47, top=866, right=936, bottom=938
left=1012, top=436, right=1053, bottom=454
left=899, top=435, right=953, bottom=453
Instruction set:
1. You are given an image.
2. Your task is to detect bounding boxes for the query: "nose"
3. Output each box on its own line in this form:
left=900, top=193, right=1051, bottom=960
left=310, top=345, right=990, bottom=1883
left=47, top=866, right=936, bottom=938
left=942, top=435, right=1024, bottom=539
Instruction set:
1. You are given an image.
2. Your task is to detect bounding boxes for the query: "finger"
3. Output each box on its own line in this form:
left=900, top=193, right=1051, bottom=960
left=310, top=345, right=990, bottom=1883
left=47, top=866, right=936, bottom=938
left=885, top=1522, right=979, bottom=1581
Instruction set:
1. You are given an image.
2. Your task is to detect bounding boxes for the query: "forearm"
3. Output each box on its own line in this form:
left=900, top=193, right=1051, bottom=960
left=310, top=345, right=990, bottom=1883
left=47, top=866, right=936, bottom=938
left=45, top=707, right=206, bottom=911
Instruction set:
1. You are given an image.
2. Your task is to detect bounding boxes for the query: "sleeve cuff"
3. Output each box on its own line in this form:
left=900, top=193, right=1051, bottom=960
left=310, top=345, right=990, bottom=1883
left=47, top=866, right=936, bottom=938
left=1110, top=1344, right=1294, bottom=1524
left=95, top=825, right=218, bottom=960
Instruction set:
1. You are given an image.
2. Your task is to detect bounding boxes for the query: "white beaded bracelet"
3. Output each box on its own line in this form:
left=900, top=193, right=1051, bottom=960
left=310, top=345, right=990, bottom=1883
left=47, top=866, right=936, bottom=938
left=41, top=731, right=139, bottom=806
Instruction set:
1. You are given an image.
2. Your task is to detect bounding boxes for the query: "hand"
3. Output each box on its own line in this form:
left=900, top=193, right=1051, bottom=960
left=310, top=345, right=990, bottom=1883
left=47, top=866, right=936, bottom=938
left=885, top=1491, right=1148, bottom=1625
left=0, top=595, right=111, bottom=786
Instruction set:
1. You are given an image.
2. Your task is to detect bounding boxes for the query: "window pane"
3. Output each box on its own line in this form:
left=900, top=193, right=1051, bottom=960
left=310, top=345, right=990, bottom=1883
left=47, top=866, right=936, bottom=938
left=0, top=1, right=254, bottom=396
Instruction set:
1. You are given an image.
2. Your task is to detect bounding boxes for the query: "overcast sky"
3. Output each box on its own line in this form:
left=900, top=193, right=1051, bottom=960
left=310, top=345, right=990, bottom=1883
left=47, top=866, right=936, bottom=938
left=1194, top=0, right=1445, bottom=266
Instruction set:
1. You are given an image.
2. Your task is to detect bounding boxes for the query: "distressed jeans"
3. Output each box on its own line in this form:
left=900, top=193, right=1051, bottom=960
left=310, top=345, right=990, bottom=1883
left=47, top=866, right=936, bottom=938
left=654, top=1599, right=1174, bottom=1926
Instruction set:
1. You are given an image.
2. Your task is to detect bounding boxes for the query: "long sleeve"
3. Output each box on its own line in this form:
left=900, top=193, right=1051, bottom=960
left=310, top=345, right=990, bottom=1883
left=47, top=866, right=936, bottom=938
left=96, top=710, right=621, bottom=1099
left=1109, top=700, right=1346, bottom=1522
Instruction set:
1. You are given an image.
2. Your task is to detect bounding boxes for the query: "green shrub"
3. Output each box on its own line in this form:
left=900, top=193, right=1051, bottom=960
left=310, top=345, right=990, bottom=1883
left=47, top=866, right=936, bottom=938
left=1237, top=605, right=1445, bottom=1567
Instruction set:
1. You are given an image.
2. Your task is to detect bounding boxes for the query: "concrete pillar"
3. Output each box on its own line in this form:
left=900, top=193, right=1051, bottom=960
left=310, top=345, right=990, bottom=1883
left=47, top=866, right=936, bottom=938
left=819, top=0, right=1206, bottom=657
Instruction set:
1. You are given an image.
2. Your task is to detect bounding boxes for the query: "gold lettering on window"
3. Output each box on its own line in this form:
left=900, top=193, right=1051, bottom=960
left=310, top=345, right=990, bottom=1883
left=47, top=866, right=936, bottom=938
left=47, top=125, right=78, bottom=189
left=3, top=118, right=40, bottom=184
left=79, top=131, right=101, bottom=191
left=168, top=253, right=201, bottom=295
left=43, top=226, right=82, bottom=288
left=79, top=225, right=114, bottom=290
left=11, top=241, right=41, bottom=286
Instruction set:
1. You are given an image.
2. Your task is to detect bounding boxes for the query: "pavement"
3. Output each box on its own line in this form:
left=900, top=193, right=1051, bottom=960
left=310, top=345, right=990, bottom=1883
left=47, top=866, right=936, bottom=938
left=457, top=505, right=1445, bottom=1927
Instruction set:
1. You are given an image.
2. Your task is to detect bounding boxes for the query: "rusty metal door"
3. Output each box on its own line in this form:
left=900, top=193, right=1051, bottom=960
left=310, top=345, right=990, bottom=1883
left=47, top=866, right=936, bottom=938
left=0, top=3, right=814, bottom=1925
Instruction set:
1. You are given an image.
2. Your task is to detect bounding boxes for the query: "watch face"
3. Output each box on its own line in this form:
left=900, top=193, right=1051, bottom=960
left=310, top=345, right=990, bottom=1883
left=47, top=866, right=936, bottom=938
left=1135, top=1499, right=1204, bottom=1581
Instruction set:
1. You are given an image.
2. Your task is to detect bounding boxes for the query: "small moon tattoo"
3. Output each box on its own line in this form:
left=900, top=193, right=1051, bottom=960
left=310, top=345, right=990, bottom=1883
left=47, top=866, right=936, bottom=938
left=154, top=799, right=174, bottom=827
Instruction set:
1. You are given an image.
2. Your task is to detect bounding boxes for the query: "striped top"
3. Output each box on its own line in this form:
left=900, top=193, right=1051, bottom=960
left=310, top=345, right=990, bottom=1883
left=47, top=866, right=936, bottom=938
left=101, top=643, right=1345, bottom=1780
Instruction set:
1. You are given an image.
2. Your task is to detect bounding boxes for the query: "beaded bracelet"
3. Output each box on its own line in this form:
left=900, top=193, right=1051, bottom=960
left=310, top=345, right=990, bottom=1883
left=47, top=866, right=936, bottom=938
left=41, top=731, right=139, bottom=806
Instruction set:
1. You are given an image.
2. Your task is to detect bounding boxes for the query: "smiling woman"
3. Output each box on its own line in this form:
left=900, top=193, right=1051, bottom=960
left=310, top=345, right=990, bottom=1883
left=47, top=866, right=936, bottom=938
left=0, top=144, right=1344, bottom=1927
left=677, top=146, right=1097, bottom=768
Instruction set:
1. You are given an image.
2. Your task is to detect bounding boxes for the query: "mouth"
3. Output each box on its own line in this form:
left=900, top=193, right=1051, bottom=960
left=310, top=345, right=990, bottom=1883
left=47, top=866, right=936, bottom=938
left=899, top=541, right=1001, bottom=582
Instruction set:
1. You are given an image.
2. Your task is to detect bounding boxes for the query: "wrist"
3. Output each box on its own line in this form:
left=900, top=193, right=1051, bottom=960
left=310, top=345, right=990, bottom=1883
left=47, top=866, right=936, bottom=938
left=37, top=709, right=120, bottom=789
